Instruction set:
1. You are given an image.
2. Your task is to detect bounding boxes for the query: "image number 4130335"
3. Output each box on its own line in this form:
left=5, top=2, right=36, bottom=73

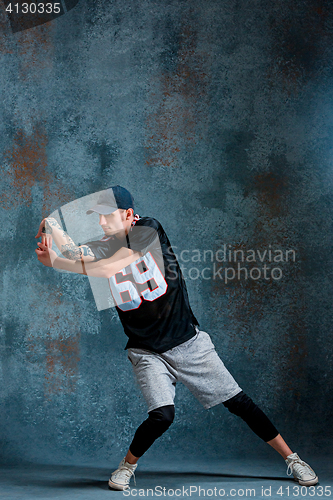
left=3, top=0, right=81, bottom=33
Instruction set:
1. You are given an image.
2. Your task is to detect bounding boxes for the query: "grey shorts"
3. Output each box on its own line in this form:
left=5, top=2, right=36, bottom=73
left=127, top=329, right=242, bottom=412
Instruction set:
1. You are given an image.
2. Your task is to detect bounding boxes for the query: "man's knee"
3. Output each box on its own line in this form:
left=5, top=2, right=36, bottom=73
left=223, top=390, right=279, bottom=442
left=129, top=405, right=175, bottom=458
left=148, top=405, right=175, bottom=434
left=223, top=391, right=256, bottom=416
left=149, top=405, right=175, bottom=426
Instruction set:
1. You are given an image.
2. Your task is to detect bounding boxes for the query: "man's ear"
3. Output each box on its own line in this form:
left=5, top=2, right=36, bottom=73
left=126, top=208, right=134, bottom=220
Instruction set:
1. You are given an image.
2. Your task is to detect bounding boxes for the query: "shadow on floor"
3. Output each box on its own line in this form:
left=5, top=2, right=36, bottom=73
left=1, top=465, right=291, bottom=490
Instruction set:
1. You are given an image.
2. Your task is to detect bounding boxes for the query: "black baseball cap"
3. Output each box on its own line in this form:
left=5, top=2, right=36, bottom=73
left=86, top=185, right=134, bottom=215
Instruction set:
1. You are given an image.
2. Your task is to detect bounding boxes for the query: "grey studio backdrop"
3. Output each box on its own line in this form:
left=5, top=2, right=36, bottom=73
left=0, top=0, right=332, bottom=468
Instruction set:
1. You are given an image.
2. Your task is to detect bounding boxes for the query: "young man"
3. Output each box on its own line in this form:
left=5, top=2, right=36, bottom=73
left=35, top=185, right=318, bottom=490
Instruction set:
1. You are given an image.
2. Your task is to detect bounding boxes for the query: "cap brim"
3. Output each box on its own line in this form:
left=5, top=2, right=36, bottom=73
left=86, top=204, right=118, bottom=215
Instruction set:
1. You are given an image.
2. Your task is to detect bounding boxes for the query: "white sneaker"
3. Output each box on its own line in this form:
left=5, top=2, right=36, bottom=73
left=108, top=458, right=137, bottom=490
left=285, top=453, right=318, bottom=486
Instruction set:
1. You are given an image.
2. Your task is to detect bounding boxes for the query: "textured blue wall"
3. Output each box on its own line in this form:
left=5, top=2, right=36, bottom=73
left=1, top=0, right=333, bottom=466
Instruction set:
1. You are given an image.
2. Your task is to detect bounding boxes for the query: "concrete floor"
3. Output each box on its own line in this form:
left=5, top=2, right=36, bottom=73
left=0, top=457, right=331, bottom=500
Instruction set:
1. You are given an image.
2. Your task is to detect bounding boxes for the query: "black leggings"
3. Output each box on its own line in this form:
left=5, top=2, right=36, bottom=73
left=129, top=392, right=278, bottom=458
left=130, top=405, right=175, bottom=458
left=223, top=391, right=279, bottom=442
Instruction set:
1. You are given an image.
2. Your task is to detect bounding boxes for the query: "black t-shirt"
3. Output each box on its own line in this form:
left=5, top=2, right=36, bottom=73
left=86, top=217, right=198, bottom=353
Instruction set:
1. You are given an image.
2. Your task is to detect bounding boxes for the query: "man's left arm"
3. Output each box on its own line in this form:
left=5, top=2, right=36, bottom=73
left=35, top=217, right=96, bottom=262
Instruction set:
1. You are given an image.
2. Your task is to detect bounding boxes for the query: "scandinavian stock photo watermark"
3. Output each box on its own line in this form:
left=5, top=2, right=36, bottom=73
left=169, top=245, right=296, bottom=283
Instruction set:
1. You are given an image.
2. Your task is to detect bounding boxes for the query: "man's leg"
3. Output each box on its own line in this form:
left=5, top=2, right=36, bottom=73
left=108, top=405, right=175, bottom=490
left=109, top=349, right=177, bottom=490
left=223, top=391, right=318, bottom=485
left=267, top=434, right=292, bottom=459
left=124, top=449, right=138, bottom=465
left=176, top=330, right=318, bottom=486
left=223, top=391, right=280, bottom=444
left=125, top=405, right=175, bottom=464
left=223, top=391, right=293, bottom=457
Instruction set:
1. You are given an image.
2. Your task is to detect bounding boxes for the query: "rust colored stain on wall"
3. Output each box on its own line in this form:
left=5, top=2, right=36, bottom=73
left=1, top=22, right=71, bottom=215
left=3, top=126, right=49, bottom=208
left=145, top=22, right=208, bottom=168
left=15, top=21, right=55, bottom=77
left=25, top=283, right=81, bottom=397
left=251, top=168, right=307, bottom=387
left=44, top=332, right=81, bottom=397
left=253, top=172, right=289, bottom=218
left=213, top=172, right=290, bottom=323
left=1, top=19, right=81, bottom=399
left=212, top=170, right=309, bottom=401
left=3, top=125, right=73, bottom=215
left=267, top=3, right=331, bottom=94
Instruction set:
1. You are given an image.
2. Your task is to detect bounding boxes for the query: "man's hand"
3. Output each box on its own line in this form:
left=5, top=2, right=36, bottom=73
left=35, top=242, right=57, bottom=267
left=35, top=218, right=46, bottom=239
left=35, top=218, right=53, bottom=249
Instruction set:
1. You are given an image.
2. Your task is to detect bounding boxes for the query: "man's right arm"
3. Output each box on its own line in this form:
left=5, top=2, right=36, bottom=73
left=36, top=241, right=141, bottom=278
left=35, top=217, right=95, bottom=262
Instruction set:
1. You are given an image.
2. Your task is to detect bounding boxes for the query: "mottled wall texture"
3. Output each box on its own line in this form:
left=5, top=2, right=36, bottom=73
left=1, top=0, right=333, bottom=466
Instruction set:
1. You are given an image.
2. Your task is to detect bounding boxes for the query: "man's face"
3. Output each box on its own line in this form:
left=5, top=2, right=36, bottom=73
left=99, top=209, right=127, bottom=236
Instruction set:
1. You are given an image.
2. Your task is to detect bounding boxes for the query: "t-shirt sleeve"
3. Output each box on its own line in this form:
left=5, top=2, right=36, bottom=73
left=85, top=219, right=162, bottom=261
left=126, top=218, right=161, bottom=255
left=84, top=238, right=120, bottom=261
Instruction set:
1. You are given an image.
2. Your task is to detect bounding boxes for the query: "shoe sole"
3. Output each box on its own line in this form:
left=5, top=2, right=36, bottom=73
left=294, top=476, right=319, bottom=486
left=108, top=479, right=129, bottom=491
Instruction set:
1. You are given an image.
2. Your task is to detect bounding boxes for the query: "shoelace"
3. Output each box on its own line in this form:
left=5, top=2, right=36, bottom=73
left=287, top=458, right=314, bottom=477
left=114, top=465, right=136, bottom=486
